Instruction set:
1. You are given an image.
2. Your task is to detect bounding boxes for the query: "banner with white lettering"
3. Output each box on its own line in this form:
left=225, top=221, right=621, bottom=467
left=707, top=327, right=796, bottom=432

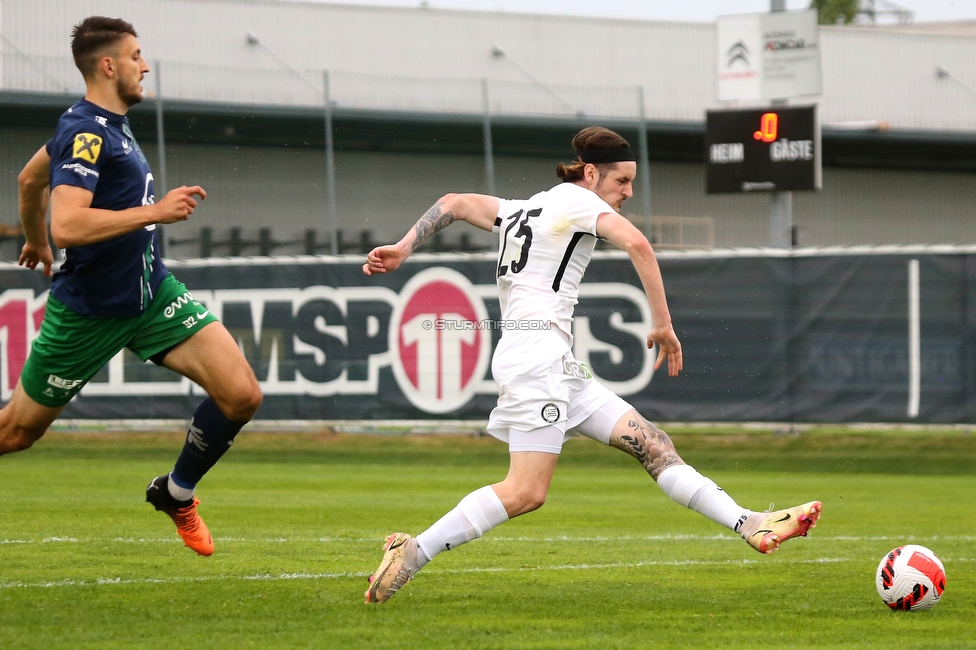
left=1, top=250, right=974, bottom=423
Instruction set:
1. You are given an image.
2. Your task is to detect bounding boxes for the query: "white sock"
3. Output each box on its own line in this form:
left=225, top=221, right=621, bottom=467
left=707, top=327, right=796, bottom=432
left=167, top=473, right=194, bottom=501
left=415, top=485, right=509, bottom=568
left=656, top=464, right=749, bottom=531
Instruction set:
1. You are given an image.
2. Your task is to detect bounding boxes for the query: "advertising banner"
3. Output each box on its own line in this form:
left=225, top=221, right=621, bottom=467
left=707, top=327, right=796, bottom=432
left=717, top=9, right=822, bottom=101
left=1, top=249, right=974, bottom=423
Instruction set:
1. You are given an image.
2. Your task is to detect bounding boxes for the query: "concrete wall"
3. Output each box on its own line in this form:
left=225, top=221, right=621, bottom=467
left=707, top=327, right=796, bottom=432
left=3, top=0, right=975, bottom=130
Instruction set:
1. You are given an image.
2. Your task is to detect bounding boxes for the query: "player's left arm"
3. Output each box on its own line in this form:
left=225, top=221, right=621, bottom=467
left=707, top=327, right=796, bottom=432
left=17, top=145, right=55, bottom=276
left=363, top=193, right=499, bottom=275
left=596, top=211, right=682, bottom=376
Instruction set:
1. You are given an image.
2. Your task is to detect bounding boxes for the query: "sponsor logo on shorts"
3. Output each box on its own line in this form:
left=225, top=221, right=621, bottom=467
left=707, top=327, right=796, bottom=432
left=563, top=359, right=593, bottom=379
left=164, top=292, right=196, bottom=318
left=47, top=374, right=83, bottom=390
left=541, top=402, right=560, bottom=423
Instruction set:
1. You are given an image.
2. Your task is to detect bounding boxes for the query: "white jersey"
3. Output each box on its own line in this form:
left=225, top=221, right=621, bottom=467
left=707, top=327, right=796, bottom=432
left=493, top=182, right=616, bottom=338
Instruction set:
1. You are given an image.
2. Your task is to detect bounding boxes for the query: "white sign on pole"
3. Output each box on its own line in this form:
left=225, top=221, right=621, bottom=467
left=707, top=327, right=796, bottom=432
left=717, top=9, right=822, bottom=101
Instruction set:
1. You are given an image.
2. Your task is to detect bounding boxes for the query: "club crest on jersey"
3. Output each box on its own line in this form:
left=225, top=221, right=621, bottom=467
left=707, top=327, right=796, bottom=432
left=72, top=133, right=102, bottom=163
left=541, top=402, right=560, bottom=423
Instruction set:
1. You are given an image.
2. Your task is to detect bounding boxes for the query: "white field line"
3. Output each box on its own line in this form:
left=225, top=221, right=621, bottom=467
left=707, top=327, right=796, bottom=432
left=3, top=532, right=973, bottom=591
left=0, top=557, right=856, bottom=591
left=3, top=533, right=976, bottom=545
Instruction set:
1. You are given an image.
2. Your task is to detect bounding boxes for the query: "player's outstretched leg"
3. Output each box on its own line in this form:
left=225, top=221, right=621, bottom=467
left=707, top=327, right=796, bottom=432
left=365, top=532, right=421, bottom=604
left=146, top=474, right=214, bottom=556
left=737, top=501, right=822, bottom=554
left=603, top=409, right=753, bottom=531
left=583, top=404, right=822, bottom=554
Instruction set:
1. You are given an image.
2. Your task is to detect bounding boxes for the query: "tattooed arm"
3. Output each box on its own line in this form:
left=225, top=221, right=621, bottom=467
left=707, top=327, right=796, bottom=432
left=608, top=410, right=685, bottom=480
left=363, top=193, right=499, bottom=276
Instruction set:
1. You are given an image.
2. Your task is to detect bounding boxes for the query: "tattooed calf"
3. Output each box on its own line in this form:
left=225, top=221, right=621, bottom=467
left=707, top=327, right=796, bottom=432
left=609, top=414, right=684, bottom=480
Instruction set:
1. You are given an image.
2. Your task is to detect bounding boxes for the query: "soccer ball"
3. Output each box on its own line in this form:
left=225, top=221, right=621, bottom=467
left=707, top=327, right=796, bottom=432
left=875, top=545, right=946, bottom=611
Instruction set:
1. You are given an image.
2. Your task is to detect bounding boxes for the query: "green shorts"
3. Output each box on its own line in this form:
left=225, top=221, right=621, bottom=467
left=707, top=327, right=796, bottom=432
left=20, top=273, right=218, bottom=407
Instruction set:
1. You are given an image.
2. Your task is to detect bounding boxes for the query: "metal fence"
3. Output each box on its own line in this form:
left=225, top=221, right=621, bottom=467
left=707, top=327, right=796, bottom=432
left=1, top=51, right=665, bottom=258
left=0, top=51, right=653, bottom=119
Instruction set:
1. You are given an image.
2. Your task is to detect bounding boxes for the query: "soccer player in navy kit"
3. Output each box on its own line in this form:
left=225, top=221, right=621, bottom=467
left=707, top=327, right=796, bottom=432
left=4, top=16, right=262, bottom=556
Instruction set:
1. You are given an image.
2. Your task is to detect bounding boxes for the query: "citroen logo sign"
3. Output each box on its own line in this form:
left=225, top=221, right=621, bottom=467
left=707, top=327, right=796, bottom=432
left=727, top=40, right=750, bottom=67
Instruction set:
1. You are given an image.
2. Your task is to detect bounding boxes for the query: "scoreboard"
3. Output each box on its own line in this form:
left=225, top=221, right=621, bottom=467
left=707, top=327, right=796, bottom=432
left=705, top=105, right=821, bottom=194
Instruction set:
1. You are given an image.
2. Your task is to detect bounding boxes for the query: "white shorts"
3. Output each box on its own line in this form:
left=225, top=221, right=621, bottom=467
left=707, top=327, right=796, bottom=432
left=486, top=329, right=633, bottom=454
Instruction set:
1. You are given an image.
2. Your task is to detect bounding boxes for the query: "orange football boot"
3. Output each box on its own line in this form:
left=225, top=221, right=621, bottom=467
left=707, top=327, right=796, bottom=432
left=146, top=475, right=215, bottom=556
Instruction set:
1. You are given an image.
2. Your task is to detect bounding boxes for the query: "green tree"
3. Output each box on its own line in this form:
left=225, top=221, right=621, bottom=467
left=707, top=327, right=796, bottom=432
left=810, top=0, right=860, bottom=24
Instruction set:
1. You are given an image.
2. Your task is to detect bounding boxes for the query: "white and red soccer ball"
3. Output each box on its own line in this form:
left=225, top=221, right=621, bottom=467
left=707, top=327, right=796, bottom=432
left=876, top=545, right=946, bottom=611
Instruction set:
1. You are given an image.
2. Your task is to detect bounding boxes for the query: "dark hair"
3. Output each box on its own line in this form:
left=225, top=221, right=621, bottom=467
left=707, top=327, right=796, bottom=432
left=71, top=16, right=137, bottom=80
left=556, top=126, right=632, bottom=182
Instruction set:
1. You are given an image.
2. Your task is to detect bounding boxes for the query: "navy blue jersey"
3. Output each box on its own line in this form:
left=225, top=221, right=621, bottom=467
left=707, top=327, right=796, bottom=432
left=48, top=99, right=167, bottom=318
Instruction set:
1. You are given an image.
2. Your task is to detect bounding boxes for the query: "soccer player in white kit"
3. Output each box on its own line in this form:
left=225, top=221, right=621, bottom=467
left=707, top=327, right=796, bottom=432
left=362, top=127, right=822, bottom=604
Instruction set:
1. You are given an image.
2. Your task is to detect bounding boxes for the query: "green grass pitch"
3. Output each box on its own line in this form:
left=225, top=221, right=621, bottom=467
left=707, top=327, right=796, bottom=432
left=1, top=428, right=974, bottom=649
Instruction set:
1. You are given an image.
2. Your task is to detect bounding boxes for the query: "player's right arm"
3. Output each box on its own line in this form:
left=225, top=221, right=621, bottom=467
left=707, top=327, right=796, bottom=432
left=363, top=193, right=498, bottom=275
left=18, top=145, right=54, bottom=276
left=50, top=184, right=206, bottom=248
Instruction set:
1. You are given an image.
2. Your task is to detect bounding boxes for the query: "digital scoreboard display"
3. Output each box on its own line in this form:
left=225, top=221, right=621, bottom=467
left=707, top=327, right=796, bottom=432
left=705, top=105, right=821, bottom=194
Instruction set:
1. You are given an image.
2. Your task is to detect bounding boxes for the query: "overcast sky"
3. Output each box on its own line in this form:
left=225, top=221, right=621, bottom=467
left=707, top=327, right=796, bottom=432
left=290, top=0, right=976, bottom=23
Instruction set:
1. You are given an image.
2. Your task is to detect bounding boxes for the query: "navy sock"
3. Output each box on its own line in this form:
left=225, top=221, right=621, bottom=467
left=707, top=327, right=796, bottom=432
left=171, top=397, right=247, bottom=490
